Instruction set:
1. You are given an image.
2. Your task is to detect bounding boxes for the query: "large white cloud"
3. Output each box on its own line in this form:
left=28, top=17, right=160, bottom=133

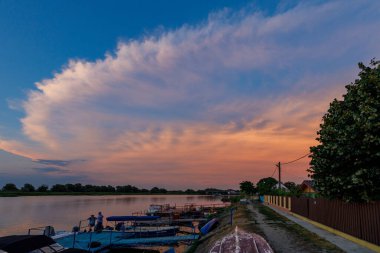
left=1, top=0, right=380, bottom=188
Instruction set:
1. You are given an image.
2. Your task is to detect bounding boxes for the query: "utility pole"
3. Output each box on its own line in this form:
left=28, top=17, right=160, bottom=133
left=276, top=162, right=281, bottom=189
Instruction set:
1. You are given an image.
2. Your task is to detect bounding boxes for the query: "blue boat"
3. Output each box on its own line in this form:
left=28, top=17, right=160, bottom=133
left=119, top=226, right=179, bottom=238
left=55, top=232, right=199, bottom=252
left=200, top=218, right=218, bottom=235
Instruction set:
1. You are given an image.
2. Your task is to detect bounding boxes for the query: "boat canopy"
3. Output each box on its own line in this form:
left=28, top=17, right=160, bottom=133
left=106, top=216, right=160, bottom=222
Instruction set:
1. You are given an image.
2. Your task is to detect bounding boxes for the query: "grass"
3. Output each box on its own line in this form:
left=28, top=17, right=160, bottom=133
left=185, top=205, right=236, bottom=253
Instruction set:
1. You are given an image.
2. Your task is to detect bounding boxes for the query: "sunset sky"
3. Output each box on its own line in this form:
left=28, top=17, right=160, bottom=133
left=0, top=0, right=379, bottom=189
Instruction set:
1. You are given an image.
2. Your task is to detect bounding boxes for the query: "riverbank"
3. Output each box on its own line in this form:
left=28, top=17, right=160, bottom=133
left=187, top=201, right=345, bottom=253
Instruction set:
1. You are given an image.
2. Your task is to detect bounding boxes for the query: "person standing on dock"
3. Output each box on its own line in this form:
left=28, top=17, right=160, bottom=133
left=95, top=211, right=104, bottom=232
left=87, top=214, right=96, bottom=231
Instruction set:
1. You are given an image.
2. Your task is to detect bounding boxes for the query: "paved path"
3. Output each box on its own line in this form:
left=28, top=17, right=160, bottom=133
left=264, top=204, right=376, bottom=253
left=247, top=204, right=342, bottom=253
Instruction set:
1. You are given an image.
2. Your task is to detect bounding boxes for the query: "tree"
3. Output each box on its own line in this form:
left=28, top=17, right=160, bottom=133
left=51, top=184, right=66, bottom=192
left=256, top=177, right=278, bottom=195
left=2, top=183, right=18, bottom=191
left=37, top=184, right=49, bottom=192
left=65, top=184, right=76, bottom=192
left=150, top=187, right=167, bottom=193
left=309, top=60, right=380, bottom=202
left=21, top=183, right=35, bottom=192
left=284, top=182, right=302, bottom=196
left=239, top=181, right=256, bottom=195
left=150, top=187, right=161, bottom=193
left=284, top=182, right=297, bottom=191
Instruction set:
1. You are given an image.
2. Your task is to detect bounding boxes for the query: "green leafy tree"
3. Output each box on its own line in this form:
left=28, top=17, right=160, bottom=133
left=21, top=183, right=35, bottom=192
left=256, top=177, right=278, bottom=195
left=51, top=184, right=66, bottom=192
left=37, top=184, right=49, bottom=192
left=284, top=182, right=296, bottom=191
left=309, top=60, right=380, bottom=202
left=65, top=184, right=76, bottom=192
left=2, top=183, right=18, bottom=191
left=283, top=182, right=303, bottom=196
left=150, top=187, right=161, bottom=193
left=239, top=181, right=256, bottom=195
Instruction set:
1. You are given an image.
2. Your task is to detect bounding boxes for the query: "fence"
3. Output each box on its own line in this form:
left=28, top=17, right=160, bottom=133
left=264, top=195, right=291, bottom=211
left=291, top=197, right=380, bottom=246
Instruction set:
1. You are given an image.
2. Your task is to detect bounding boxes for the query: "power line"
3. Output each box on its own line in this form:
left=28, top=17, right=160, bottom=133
left=270, top=166, right=277, bottom=178
left=282, top=152, right=311, bottom=165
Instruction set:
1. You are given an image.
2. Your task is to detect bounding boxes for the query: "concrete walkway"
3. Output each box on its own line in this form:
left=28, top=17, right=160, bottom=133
left=264, top=204, right=376, bottom=253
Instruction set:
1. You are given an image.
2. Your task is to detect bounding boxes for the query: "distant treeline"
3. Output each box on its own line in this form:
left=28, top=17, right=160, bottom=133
left=0, top=182, right=234, bottom=195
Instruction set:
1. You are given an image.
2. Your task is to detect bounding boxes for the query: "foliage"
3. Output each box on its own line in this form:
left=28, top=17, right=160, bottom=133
left=37, top=184, right=49, bottom=192
left=239, top=181, right=256, bottom=195
left=50, top=184, right=66, bottom=192
left=185, top=189, right=196, bottom=194
left=0, top=181, right=229, bottom=195
left=116, top=185, right=139, bottom=193
left=2, top=183, right=18, bottom=191
left=227, top=196, right=243, bottom=203
left=284, top=182, right=296, bottom=191
left=309, top=60, right=380, bottom=202
left=150, top=187, right=167, bottom=193
left=283, top=182, right=303, bottom=196
left=256, top=177, right=278, bottom=195
left=21, top=183, right=35, bottom=192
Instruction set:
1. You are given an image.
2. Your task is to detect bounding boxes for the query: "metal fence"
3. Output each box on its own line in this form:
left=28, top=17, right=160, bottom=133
left=291, top=197, right=380, bottom=246
left=264, top=195, right=291, bottom=211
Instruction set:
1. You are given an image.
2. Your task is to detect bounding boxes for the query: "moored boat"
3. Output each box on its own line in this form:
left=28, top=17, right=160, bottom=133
left=0, top=234, right=88, bottom=253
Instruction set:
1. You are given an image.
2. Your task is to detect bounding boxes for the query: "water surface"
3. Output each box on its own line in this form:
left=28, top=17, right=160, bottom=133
left=0, top=195, right=223, bottom=236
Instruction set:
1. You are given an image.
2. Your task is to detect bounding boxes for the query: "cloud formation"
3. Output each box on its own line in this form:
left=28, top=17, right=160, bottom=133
left=32, top=167, right=68, bottom=173
left=34, top=159, right=81, bottom=167
left=1, top=1, right=380, bottom=188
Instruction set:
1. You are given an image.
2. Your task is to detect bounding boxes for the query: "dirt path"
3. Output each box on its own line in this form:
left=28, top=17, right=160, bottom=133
left=246, top=202, right=344, bottom=253
left=190, top=202, right=345, bottom=253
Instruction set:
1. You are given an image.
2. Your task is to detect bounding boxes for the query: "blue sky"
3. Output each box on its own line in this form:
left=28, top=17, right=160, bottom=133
left=0, top=0, right=379, bottom=189
left=0, top=0, right=303, bottom=142
left=1, top=0, right=255, bottom=134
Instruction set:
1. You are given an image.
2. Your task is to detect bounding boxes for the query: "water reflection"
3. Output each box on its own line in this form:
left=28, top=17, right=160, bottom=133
left=0, top=195, right=222, bottom=236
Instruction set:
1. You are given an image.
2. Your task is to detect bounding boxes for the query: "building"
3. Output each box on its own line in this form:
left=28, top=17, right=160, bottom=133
left=300, top=180, right=317, bottom=197
left=271, top=182, right=289, bottom=191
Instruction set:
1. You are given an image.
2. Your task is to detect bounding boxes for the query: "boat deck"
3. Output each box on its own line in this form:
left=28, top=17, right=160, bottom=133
left=56, top=231, right=199, bottom=252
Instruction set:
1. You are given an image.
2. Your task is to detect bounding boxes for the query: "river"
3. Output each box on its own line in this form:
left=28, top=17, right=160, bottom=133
left=0, top=194, right=223, bottom=236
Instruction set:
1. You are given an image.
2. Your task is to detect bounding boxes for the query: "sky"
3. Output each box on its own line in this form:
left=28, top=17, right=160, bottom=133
left=0, top=0, right=379, bottom=189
